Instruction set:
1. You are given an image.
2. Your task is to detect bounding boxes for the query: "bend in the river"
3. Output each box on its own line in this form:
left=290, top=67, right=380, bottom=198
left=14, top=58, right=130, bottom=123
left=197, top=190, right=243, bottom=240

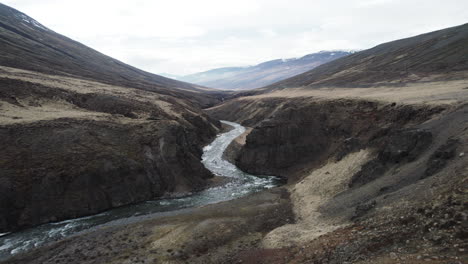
left=0, top=121, right=278, bottom=260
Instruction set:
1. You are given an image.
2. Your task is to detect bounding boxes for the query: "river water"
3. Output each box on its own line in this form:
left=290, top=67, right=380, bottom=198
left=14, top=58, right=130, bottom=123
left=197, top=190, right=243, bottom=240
left=0, top=120, right=278, bottom=260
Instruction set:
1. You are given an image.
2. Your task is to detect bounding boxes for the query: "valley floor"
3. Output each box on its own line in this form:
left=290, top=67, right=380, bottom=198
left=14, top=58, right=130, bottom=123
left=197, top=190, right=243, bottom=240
left=2, top=77, right=468, bottom=264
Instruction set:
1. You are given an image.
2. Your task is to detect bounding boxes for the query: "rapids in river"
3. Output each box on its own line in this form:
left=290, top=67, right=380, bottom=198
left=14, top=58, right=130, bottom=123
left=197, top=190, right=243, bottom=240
left=0, top=121, right=278, bottom=260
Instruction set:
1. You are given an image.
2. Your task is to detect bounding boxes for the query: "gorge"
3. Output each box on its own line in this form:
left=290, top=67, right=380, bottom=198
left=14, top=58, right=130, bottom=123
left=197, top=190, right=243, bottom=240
left=0, top=3, right=467, bottom=264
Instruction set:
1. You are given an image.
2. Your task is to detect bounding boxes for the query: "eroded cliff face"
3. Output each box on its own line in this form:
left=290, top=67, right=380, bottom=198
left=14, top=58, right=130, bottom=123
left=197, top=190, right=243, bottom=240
left=0, top=76, right=220, bottom=232
left=208, top=97, right=444, bottom=179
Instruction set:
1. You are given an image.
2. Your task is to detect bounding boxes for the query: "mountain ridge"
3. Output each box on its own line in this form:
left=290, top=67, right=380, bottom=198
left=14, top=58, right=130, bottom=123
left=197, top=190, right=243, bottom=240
left=0, top=3, right=223, bottom=107
left=175, top=50, right=353, bottom=90
left=259, top=23, right=468, bottom=92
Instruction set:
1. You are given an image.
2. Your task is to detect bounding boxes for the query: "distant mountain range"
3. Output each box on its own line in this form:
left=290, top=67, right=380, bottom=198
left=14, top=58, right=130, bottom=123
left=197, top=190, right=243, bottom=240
left=163, top=51, right=354, bottom=90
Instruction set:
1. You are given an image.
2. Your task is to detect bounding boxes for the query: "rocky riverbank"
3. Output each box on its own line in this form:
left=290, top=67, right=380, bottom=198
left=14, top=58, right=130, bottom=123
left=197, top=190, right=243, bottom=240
left=2, top=187, right=293, bottom=264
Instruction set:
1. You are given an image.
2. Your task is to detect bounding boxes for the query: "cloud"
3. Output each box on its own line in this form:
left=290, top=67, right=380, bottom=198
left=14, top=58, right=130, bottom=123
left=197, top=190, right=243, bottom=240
left=3, top=0, right=468, bottom=75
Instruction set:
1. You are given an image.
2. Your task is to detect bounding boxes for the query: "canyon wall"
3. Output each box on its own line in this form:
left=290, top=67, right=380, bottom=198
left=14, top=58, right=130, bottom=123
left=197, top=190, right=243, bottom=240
left=208, top=97, right=444, bottom=179
left=0, top=77, right=220, bottom=232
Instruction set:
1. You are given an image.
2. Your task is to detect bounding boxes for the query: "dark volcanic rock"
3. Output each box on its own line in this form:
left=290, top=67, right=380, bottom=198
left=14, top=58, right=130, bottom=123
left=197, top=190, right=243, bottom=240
left=220, top=98, right=441, bottom=179
left=0, top=118, right=215, bottom=232
left=352, top=200, right=377, bottom=219
left=350, top=129, right=432, bottom=187
left=424, top=138, right=458, bottom=178
left=349, top=160, right=388, bottom=188
left=378, top=129, right=432, bottom=163
left=0, top=78, right=219, bottom=233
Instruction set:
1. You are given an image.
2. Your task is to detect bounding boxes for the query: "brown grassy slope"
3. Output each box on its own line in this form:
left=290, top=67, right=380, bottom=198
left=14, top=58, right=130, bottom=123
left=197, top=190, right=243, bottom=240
left=206, top=94, right=467, bottom=264
left=0, top=3, right=225, bottom=107
left=0, top=66, right=222, bottom=232
left=256, top=23, right=468, bottom=92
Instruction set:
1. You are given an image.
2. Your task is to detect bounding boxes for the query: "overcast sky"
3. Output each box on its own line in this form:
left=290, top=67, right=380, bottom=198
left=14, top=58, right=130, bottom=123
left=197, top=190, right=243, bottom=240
left=3, top=0, right=468, bottom=75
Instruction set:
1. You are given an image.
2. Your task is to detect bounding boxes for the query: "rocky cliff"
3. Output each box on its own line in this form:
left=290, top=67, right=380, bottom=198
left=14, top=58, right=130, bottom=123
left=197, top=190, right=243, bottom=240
left=0, top=68, right=220, bottom=233
left=208, top=97, right=444, bottom=178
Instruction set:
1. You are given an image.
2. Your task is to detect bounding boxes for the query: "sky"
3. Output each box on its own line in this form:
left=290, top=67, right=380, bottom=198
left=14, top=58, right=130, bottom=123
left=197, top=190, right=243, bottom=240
left=3, top=0, right=468, bottom=76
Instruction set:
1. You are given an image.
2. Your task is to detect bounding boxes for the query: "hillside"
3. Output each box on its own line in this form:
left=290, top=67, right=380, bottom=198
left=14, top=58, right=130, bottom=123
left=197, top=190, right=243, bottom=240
left=260, top=23, right=468, bottom=92
left=0, top=3, right=223, bottom=107
left=0, top=3, right=222, bottom=233
left=177, top=51, right=351, bottom=90
left=203, top=24, right=468, bottom=263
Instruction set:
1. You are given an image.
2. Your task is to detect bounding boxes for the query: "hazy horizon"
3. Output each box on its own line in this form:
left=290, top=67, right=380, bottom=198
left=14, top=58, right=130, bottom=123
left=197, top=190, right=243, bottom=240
left=4, top=0, right=468, bottom=75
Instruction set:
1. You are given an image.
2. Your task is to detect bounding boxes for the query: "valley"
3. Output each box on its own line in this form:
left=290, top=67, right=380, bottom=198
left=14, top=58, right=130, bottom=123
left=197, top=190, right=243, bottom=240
left=0, top=2, right=467, bottom=264
left=175, top=51, right=352, bottom=90
left=3, top=80, right=466, bottom=263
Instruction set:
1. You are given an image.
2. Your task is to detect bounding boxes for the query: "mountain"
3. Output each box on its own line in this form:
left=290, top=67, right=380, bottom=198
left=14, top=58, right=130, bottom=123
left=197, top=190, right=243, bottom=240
left=178, top=51, right=352, bottom=90
left=0, top=3, right=223, bottom=232
left=0, top=3, right=223, bottom=107
left=261, top=23, right=468, bottom=92
left=180, top=67, right=246, bottom=86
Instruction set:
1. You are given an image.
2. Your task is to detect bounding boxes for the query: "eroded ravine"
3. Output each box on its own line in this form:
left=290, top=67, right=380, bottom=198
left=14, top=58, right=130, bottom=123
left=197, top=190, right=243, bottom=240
left=0, top=121, right=278, bottom=261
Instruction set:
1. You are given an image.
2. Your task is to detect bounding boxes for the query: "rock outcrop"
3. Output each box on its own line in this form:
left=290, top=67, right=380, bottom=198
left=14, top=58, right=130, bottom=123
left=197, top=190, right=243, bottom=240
left=0, top=74, right=220, bottom=233
left=209, top=97, right=444, bottom=179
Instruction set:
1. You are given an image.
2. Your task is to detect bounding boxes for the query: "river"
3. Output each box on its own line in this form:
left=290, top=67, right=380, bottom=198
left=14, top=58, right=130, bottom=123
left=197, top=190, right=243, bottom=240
left=0, top=120, right=278, bottom=260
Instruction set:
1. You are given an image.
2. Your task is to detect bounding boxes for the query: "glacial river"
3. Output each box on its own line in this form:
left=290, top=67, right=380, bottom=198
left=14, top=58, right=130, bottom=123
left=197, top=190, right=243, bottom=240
left=0, top=121, right=278, bottom=260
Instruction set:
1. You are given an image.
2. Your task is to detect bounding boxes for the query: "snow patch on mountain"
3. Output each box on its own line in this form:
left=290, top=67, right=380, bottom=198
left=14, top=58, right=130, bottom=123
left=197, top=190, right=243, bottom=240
left=18, top=14, right=49, bottom=31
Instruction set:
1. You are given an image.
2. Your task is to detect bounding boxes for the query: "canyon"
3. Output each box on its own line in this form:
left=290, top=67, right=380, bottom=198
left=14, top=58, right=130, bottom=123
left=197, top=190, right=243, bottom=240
left=0, top=3, right=467, bottom=264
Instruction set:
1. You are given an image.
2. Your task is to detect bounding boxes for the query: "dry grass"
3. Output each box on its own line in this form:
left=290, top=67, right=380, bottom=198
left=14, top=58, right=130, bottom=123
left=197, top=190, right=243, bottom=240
left=0, top=66, right=186, bottom=124
left=262, top=149, right=373, bottom=248
left=0, top=101, right=108, bottom=125
left=252, top=79, right=468, bottom=105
